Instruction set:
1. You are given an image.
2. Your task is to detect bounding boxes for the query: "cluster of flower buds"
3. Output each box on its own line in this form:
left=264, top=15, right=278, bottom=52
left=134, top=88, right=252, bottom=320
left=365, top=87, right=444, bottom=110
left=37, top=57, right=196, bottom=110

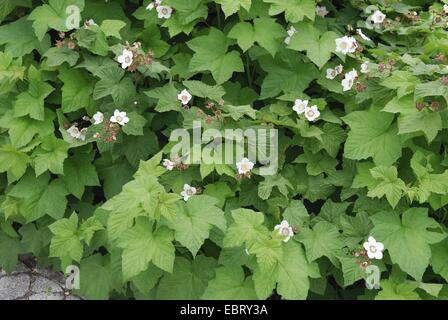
left=353, top=248, right=372, bottom=270
left=55, top=31, right=77, bottom=50
left=402, top=11, right=421, bottom=23
left=95, top=120, right=122, bottom=143
left=416, top=101, right=441, bottom=112
left=162, top=156, right=189, bottom=171
left=197, top=100, right=225, bottom=124
left=435, top=53, right=446, bottom=63
left=377, top=59, right=395, bottom=73
left=441, top=76, right=448, bottom=86
left=236, top=171, right=251, bottom=180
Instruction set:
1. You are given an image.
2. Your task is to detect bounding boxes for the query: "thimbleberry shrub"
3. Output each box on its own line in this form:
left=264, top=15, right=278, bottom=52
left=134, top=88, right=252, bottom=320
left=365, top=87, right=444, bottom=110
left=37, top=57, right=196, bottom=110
left=0, top=0, right=448, bottom=300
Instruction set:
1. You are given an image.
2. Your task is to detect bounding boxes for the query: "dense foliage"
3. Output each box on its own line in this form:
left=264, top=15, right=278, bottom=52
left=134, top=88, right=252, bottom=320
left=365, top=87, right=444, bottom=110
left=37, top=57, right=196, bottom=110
left=1, top=0, right=448, bottom=300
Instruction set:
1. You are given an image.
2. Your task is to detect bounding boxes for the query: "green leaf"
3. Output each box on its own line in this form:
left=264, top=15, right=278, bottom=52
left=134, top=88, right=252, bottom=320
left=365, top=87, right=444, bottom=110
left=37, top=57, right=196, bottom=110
left=77, top=254, right=111, bottom=300
left=0, top=17, right=48, bottom=57
left=297, top=221, right=343, bottom=262
left=431, top=238, right=448, bottom=282
left=375, top=279, right=420, bottom=300
left=223, top=209, right=270, bottom=248
left=14, top=66, right=54, bottom=121
left=228, top=18, right=284, bottom=56
left=341, top=212, right=373, bottom=248
left=49, top=213, right=83, bottom=263
left=58, top=68, right=94, bottom=113
left=0, top=0, right=31, bottom=23
left=32, top=136, right=69, bottom=176
left=62, top=152, right=99, bottom=199
left=371, top=208, right=446, bottom=280
left=8, top=171, right=68, bottom=221
left=383, top=95, right=442, bottom=142
left=259, top=49, right=318, bottom=99
left=0, top=231, right=21, bottom=273
left=201, top=265, right=257, bottom=299
left=0, top=52, right=25, bottom=94
left=100, top=20, right=126, bottom=39
left=170, top=195, right=226, bottom=256
left=93, top=67, right=136, bottom=106
left=121, top=112, right=147, bottom=136
left=0, top=144, right=29, bottom=183
left=43, top=47, right=79, bottom=67
left=117, top=217, right=175, bottom=280
left=0, top=109, right=55, bottom=148
left=157, top=256, right=217, bottom=299
left=145, top=83, right=180, bottom=113
left=28, top=0, right=85, bottom=40
left=409, top=151, right=448, bottom=203
left=288, top=22, right=337, bottom=68
left=258, top=175, right=292, bottom=200
left=187, top=28, right=244, bottom=84
left=216, top=0, right=251, bottom=17
left=283, top=200, right=309, bottom=228
left=183, top=80, right=225, bottom=101
left=275, top=241, right=318, bottom=299
left=342, top=110, right=402, bottom=166
left=367, top=166, right=406, bottom=208
left=263, top=0, right=315, bottom=23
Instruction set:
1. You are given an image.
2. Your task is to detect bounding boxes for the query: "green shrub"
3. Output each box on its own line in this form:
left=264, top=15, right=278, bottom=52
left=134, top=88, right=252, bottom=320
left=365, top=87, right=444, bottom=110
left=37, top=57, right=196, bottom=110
left=0, top=0, right=448, bottom=300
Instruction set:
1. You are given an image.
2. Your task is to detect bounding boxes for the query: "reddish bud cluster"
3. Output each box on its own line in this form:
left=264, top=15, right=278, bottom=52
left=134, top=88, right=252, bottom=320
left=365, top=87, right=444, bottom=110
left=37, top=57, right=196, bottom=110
left=55, top=32, right=77, bottom=50
left=353, top=249, right=372, bottom=270
left=124, top=41, right=155, bottom=72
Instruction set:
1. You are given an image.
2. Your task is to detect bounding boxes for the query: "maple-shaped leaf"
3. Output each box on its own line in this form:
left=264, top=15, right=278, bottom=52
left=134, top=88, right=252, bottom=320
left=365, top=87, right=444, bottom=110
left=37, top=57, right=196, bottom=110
left=187, top=28, right=244, bottom=84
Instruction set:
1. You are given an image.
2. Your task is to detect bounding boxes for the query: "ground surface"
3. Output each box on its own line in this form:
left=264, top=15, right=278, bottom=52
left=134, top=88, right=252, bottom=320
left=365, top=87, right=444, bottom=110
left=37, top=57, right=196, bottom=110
left=0, top=258, right=81, bottom=300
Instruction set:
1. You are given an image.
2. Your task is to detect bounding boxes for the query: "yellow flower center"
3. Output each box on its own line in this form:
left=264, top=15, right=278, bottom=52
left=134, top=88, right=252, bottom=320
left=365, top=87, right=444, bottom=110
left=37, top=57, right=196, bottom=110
left=369, top=245, right=377, bottom=253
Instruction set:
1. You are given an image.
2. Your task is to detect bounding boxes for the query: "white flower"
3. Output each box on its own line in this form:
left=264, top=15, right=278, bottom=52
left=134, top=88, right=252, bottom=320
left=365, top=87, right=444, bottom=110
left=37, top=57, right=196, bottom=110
left=236, top=157, right=254, bottom=174
left=156, top=5, right=172, bottom=19
left=84, top=19, right=97, bottom=28
left=356, top=28, right=371, bottom=41
left=284, top=26, right=297, bottom=44
left=363, top=236, right=384, bottom=260
left=444, top=4, right=448, bottom=14
left=304, top=105, right=320, bottom=122
left=67, top=125, right=80, bottom=139
left=293, top=99, right=308, bottom=114
left=371, top=10, right=386, bottom=24
left=181, top=184, right=197, bottom=201
left=92, top=112, right=104, bottom=125
left=335, top=64, right=344, bottom=74
left=146, top=0, right=162, bottom=10
left=177, top=89, right=192, bottom=105
left=117, top=48, right=133, bottom=69
left=110, top=109, right=130, bottom=126
left=67, top=126, right=87, bottom=141
left=287, top=26, right=297, bottom=37
left=316, top=6, right=329, bottom=17
left=78, top=128, right=87, bottom=141
left=326, top=68, right=338, bottom=80
left=361, top=61, right=369, bottom=74
left=335, top=36, right=358, bottom=54
left=341, top=69, right=358, bottom=91
left=274, top=220, right=294, bottom=242
left=162, top=159, right=174, bottom=171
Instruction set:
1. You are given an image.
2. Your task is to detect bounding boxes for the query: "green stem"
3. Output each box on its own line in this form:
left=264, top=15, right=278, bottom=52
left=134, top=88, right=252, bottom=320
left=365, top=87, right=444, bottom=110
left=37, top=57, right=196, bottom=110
left=245, top=54, right=252, bottom=87
left=215, top=3, right=222, bottom=29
